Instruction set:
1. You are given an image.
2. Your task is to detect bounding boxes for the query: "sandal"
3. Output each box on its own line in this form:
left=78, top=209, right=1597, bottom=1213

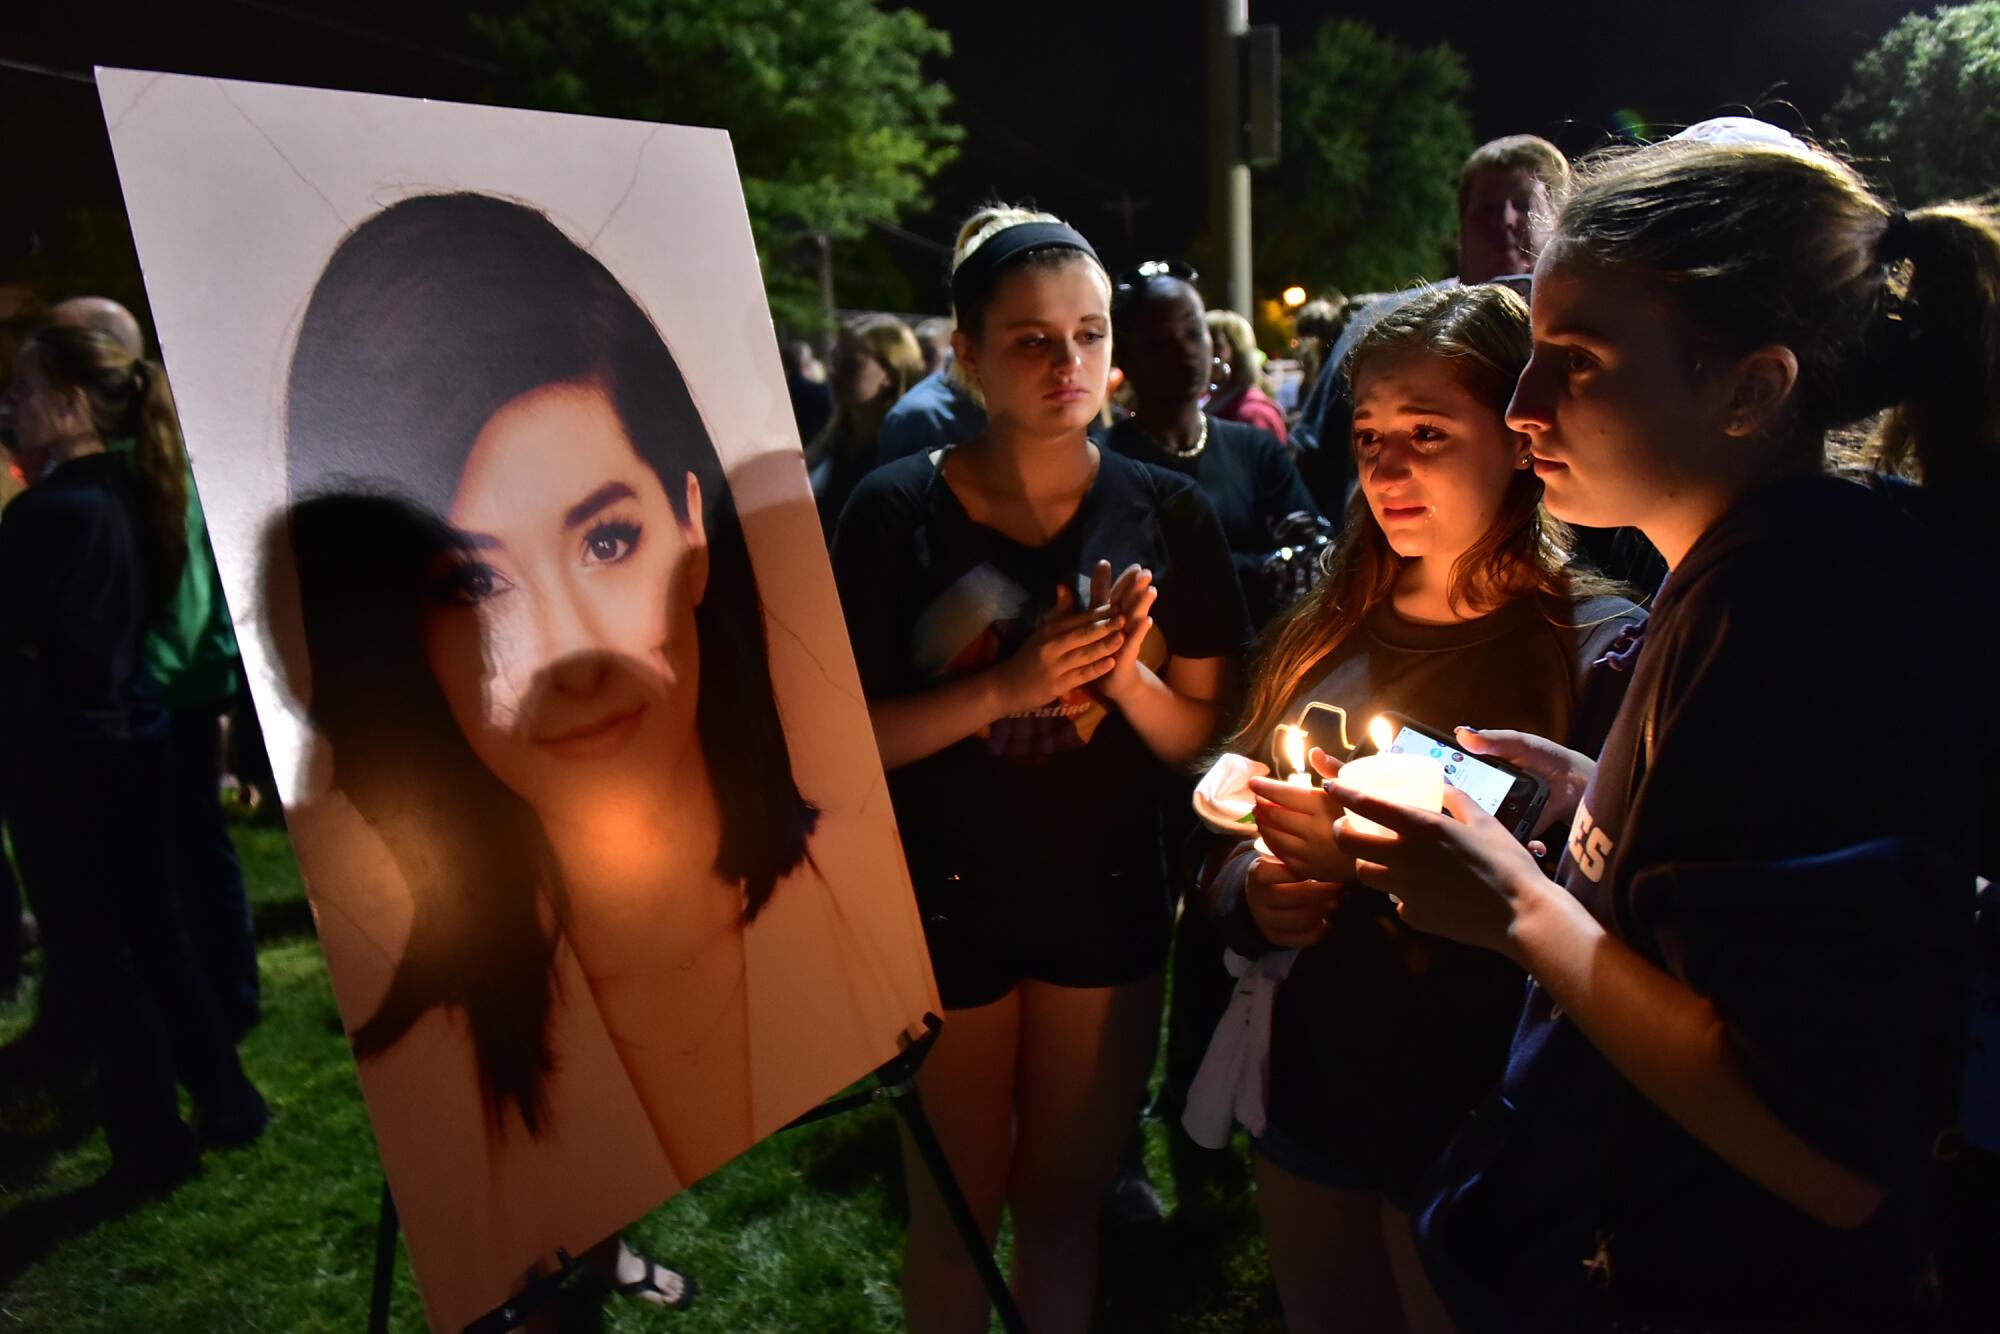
left=613, top=1255, right=699, bottom=1311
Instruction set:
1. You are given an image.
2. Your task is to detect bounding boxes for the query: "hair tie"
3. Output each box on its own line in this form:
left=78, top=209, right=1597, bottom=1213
left=1878, top=210, right=1915, bottom=264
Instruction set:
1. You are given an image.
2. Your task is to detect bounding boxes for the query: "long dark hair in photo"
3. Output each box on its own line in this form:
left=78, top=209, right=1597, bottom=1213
left=284, top=192, right=818, bottom=1135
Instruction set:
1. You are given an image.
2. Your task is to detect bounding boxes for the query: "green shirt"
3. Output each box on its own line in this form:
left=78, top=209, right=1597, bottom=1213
left=109, top=439, right=242, bottom=709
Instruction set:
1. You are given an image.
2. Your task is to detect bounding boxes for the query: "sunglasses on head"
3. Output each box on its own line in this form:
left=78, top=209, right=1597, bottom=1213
left=1114, top=259, right=1199, bottom=294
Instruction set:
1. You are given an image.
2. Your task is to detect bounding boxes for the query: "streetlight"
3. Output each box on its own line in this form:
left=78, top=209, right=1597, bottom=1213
left=1281, top=284, right=1308, bottom=309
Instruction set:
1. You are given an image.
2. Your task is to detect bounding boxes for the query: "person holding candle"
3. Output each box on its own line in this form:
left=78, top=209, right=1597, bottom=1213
left=1326, top=129, right=1998, bottom=1330
left=831, top=204, right=1249, bottom=1334
left=1200, top=282, right=1641, bottom=1333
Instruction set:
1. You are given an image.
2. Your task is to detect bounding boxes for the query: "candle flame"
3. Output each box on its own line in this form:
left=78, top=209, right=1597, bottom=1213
left=1277, top=724, right=1308, bottom=778
left=1369, top=715, right=1395, bottom=752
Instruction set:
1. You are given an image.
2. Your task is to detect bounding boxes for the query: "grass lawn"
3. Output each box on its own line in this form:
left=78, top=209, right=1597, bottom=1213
left=1, top=822, right=1283, bottom=1331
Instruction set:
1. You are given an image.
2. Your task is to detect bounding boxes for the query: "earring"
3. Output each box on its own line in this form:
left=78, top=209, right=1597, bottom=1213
left=1516, top=456, right=1532, bottom=469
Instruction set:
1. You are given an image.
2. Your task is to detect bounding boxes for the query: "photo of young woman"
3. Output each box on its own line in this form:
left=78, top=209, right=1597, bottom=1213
left=104, top=63, right=950, bottom=1322
left=270, top=187, right=934, bottom=1247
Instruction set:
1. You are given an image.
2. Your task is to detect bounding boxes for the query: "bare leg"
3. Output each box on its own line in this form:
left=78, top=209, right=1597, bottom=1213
left=1254, top=1155, right=1405, bottom=1332
left=1382, top=1203, right=1456, bottom=1334
left=901, top=992, right=1021, bottom=1334
left=1008, top=973, right=1163, bottom=1334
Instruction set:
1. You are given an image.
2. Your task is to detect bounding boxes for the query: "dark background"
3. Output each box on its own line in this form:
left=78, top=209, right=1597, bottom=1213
left=3, top=0, right=1933, bottom=311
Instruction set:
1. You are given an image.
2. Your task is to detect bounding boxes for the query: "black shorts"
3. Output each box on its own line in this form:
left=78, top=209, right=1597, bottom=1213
left=914, top=861, right=1172, bottom=1010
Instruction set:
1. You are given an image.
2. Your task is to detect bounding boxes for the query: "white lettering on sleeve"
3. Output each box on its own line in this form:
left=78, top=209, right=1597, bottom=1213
left=1567, top=800, right=1615, bottom=883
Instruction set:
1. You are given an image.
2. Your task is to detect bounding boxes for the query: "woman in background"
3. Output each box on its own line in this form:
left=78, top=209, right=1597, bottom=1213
left=808, top=311, right=925, bottom=536
left=1, top=325, right=265, bottom=1190
left=1205, top=308, right=1289, bottom=445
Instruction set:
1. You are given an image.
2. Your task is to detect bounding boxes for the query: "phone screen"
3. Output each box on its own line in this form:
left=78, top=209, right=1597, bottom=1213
left=1381, top=725, right=1516, bottom=815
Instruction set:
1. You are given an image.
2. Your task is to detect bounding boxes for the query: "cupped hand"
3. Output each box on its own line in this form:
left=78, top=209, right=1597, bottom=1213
left=1247, top=748, right=1355, bottom=884
left=1454, top=725, right=1594, bottom=838
left=1244, top=854, right=1343, bottom=948
left=1325, top=781, right=1550, bottom=958
left=997, top=583, right=1124, bottom=713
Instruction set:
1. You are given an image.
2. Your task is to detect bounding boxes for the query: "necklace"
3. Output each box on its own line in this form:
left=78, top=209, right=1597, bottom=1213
left=1133, top=412, right=1209, bottom=461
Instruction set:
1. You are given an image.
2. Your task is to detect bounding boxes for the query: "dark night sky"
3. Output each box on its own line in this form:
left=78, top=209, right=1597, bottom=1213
left=3, top=0, right=1935, bottom=304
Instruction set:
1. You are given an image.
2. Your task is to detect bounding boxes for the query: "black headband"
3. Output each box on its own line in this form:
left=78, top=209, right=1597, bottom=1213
left=949, top=222, right=1102, bottom=315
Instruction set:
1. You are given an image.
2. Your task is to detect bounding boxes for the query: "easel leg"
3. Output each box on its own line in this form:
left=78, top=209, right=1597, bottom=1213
left=890, top=1080, right=1030, bottom=1334
left=368, top=1179, right=398, bottom=1334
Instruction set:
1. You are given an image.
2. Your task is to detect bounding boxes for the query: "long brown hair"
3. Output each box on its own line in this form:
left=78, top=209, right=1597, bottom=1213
left=22, top=324, right=189, bottom=609
left=1555, top=137, right=2000, bottom=519
left=286, top=193, right=819, bottom=1134
left=1229, top=284, right=1619, bottom=755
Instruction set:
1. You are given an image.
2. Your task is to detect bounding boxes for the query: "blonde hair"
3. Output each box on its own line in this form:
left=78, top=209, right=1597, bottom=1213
left=809, top=312, right=926, bottom=462
left=1206, top=309, right=1269, bottom=396
left=1458, top=134, right=1571, bottom=218
left=1557, top=136, right=2000, bottom=517
left=1229, top=284, right=1622, bottom=755
left=21, top=324, right=189, bottom=607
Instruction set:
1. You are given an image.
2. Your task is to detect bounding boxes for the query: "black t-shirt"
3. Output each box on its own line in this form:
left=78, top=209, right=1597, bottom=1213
left=0, top=453, right=164, bottom=750
left=1418, top=475, right=1988, bottom=1331
left=1105, top=415, right=1318, bottom=625
left=832, top=447, right=1251, bottom=912
left=1219, top=592, right=1643, bottom=1197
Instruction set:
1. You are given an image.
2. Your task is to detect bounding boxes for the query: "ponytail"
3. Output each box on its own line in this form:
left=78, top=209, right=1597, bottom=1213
left=127, top=358, right=192, bottom=602
left=1557, top=139, right=2000, bottom=522
left=1872, top=204, right=2000, bottom=522
left=21, top=325, right=190, bottom=608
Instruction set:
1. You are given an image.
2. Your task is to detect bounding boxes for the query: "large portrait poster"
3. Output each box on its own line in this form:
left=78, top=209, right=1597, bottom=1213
left=98, top=68, right=938, bottom=1330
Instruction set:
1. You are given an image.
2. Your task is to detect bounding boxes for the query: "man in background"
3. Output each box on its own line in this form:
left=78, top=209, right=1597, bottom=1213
left=1291, top=135, right=1569, bottom=512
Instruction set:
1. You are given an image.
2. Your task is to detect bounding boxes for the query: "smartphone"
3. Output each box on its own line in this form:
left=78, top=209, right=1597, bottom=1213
left=1355, top=711, right=1549, bottom=843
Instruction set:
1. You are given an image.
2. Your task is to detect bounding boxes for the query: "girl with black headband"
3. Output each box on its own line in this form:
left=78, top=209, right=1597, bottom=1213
left=832, top=205, right=1250, bottom=1332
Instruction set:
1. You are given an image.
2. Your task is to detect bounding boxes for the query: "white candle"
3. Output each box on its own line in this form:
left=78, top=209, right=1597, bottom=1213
left=1338, top=752, right=1445, bottom=837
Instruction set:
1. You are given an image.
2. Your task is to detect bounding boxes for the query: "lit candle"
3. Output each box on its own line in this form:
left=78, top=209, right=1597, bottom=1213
left=1274, top=724, right=1314, bottom=787
left=1338, top=716, right=1445, bottom=837
left=1251, top=723, right=1317, bottom=857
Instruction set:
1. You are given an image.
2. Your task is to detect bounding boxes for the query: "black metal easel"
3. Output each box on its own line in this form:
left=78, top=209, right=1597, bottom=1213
left=366, top=1012, right=1028, bottom=1333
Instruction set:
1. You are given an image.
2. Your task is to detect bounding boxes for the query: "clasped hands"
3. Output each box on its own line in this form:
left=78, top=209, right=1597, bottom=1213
left=996, top=559, right=1156, bottom=714
left=1246, top=727, right=1590, bottom=957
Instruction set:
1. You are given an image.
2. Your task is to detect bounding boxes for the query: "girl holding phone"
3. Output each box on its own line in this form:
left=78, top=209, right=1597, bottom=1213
left=1207, top=283, right=1639, bottom=1331
left=1330, top=131, right=1997, bottom=1330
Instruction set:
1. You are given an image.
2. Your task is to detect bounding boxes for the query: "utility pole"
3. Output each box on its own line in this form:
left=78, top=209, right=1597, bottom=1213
left=1101, top=190, right=1152, bottom=259
left=1208, top=0, right=1251, bottom=317
left=814, top=230, right=836, bottom=357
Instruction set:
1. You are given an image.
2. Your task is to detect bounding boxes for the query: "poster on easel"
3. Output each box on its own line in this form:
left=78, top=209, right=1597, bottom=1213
left=98, top=68, right=938, bottom=1331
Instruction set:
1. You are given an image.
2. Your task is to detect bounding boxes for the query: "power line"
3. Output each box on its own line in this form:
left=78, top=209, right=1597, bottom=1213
left=869, top=217, right=952, bottom=255
left=0, top=56, right=95, bottom=87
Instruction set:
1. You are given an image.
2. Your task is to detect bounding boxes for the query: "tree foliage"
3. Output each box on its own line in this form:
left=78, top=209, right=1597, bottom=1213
left=1829, top=1, right=2000, bottom=205
left=477, top=0, right=962, bottom=328
left=1255, top=19, right=1475, bottom=302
